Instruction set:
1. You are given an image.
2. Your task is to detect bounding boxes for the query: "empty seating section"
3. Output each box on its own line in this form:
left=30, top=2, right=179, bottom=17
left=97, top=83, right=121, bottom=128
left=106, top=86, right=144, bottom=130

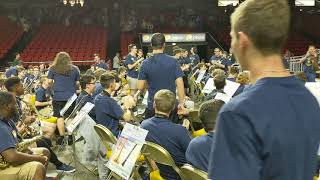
left=0, top=16, right=24, bottom=59
left=21, top=24, right=107, bottom=65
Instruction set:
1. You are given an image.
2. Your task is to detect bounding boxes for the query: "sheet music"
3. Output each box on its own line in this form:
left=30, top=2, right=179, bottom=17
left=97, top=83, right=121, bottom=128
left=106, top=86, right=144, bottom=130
left=224, top=80, right=241, bottom=97
left=202, top=78, right=215, bottom=94
left=195, top=70, right=206, bottom=83
left=215, top=93, right=231, bottom=103
left=305, top=82, right=320, bottom=107
left=202, top=79, right=240, bottom=97
left=60, top=94, right=77, bottom=116
left=142, top=91, right=148, bottom=105
left=107, top=123, right=148, bottom=180
left=66, top=102, right=94, bottom=133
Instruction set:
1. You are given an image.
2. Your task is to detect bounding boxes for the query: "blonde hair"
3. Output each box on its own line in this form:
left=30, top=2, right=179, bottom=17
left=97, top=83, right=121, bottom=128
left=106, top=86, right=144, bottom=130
left=50, top=52, right=73, bottom=75
left=231, top=0, right=290, bottom=55
left=154, top=89, right=176, bottom=113
left=236, top=72, right=250, bottom=85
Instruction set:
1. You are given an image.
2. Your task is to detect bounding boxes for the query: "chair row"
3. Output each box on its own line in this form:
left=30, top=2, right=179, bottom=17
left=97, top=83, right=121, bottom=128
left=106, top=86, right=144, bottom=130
left=94, top=124, right=208, bottom=180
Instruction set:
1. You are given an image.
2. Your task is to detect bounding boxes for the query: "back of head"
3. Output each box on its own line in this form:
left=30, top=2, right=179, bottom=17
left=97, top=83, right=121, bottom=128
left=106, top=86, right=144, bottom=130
left=94, top=68, right=107, bottom=81
left=51, top=52, right=73, bottom=75
left=0, top=91, right=15, bottom=112
left=212, top=69, right=225, bottom=77
left=199, top=100, right=225, bottom=132
left=5, top=77, right=21, bottom=92
left=229, top=65, right=239, bottom=75
left=236, top=71, right=250, bottom=85
left=151, top=33, right=166, bottom=50
left=154, top=89, right=176, bottom=114
left=231, top=0, right=290, bottom=55
left=100, top=72, right=115, bottom=89
left=214, top=73, right=226, bottom=90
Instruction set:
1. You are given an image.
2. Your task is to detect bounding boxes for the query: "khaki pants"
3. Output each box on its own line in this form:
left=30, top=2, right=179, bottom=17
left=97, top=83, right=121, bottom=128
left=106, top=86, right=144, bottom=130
left=0, top=161, right=40, bottom=180
left=127, top=77, right=138, bottom=90
left=0, top=148, right=46, bottom=180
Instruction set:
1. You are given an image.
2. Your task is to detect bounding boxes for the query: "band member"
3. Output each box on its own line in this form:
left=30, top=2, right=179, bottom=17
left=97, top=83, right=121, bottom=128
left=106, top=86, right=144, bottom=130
left=137, top=33, right=186, bottom=119
left=94, top=53, right=108, bottom=70
left=208, top=0, right=320, bottom=179
left=141, top=89, right=191, bottom=180
left=189, top=47, right=200, bottom=67
left=4, top=77, right=75, bottom=173
left=125, top=44, right=143, bottom=94
left=94, top=72, right=133, bottom=136
left=35, top=76, right=52, bottom=111
left=299, top=45, right=319, bottom=82
left=0, top=92, right=48, bottom=180
left=47, top=52, right=80, bottom=145
left=77, top=74, right=96, bottom=120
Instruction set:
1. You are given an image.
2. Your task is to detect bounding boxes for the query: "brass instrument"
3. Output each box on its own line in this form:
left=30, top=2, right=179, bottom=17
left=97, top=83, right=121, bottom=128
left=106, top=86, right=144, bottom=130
left=0, top=135, right=43, bottom=169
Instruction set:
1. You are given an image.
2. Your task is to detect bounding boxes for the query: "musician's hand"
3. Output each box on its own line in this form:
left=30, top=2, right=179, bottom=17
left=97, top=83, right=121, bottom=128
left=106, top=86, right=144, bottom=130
left=16, top=124, right=27, bottom=135
left=177, top=104, right=190, bottom=115
left=36, top=155, right=48, bottom=166
left=24, top=116, right=36, bottom=125
left=47, top=101, right=52, bottom=105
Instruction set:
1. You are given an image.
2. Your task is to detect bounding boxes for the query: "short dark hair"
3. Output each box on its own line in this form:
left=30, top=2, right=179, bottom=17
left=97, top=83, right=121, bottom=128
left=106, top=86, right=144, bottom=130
left=151, top=33, right=165, bottom=50
left=128, top=44, right=137, bottom=52
left=214, top=73, right=226, bottom=90
left=0, top=91, right=15, bottom=110
left=4, top=77, right=21, bottom=92
left=191, top=47, right=198, bottom=54
left=173, top=48, right=182, bottom=55
left=100, top=72, right=115, bottom=89
left=199, top=100, right=225, bottom=132
left=80, top=74, right=95, bottom=90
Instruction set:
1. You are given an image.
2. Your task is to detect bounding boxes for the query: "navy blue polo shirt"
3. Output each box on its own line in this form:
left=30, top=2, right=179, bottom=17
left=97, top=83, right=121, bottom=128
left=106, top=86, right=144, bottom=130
left=208, top=76, right=320, bottom=180
left=186, top=132, right=214, bottom=172
left=138, top=53, right=184, bottom=110
left=210, top=55, right=221, bottom=63
left=93, top=82, right=103, bottom=98
left=303, top=59, right=316, bottom=74
left=77, top=91, right=96, bottom=120
left=0, top=119, right=19, bottom=155
left=96, top=62, right=108, bottom=70
left=94, top=91, right=123, bottom=136
left=189, top=54, right=200, bottom=67
left=141, top=117, right=191, bottom=180
left=125, top=54, right=138, bottom=78
left=220, top=57, right=231, bottom=72
left=5, top=67, right=18, bottom=78
left=48, top=65, right=80, bottom=101
left=35, top=86, right=50, bottom=110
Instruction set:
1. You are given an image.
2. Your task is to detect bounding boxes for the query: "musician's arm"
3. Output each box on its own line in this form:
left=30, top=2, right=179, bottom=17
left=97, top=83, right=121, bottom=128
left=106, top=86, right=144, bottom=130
left=35, top=101, right=51, bottom=107
left=176, top=77, right=186, bottom=106
left=122, top=110, right=132, bottom=122
left=1, top=148, right=46, bottom=166
left=127, top=59, right=143, bottom=70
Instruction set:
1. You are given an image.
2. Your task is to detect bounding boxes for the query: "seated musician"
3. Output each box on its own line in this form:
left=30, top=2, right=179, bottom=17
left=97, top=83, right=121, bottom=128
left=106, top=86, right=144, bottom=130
left=194, top=63, right=209, bottom=85
left=141, top=89, right=191, bottom=180
left=0, top=91, right=49, bottom=180
left=94, top=72, right=132, bottom=136
left=4, top=77, right=76, bottom=173
left=227, top=65, right=239, bottom=82
left=77, top=74, right=96, bottom=120
left=35, top=76, right=52, bottom=111
left=118, top=66, right=128, bottom=87
left=186, top=100, right=225, bottom=172
left=204, top=73, right=226, bottom=101
left=233, top=71, right=250, bottom=97
left=92, top=68, right=106, bottom=98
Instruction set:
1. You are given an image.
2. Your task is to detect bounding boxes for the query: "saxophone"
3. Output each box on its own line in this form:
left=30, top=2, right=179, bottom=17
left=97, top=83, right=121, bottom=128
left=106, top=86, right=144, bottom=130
left=0, top=135, right=43, bottom=169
